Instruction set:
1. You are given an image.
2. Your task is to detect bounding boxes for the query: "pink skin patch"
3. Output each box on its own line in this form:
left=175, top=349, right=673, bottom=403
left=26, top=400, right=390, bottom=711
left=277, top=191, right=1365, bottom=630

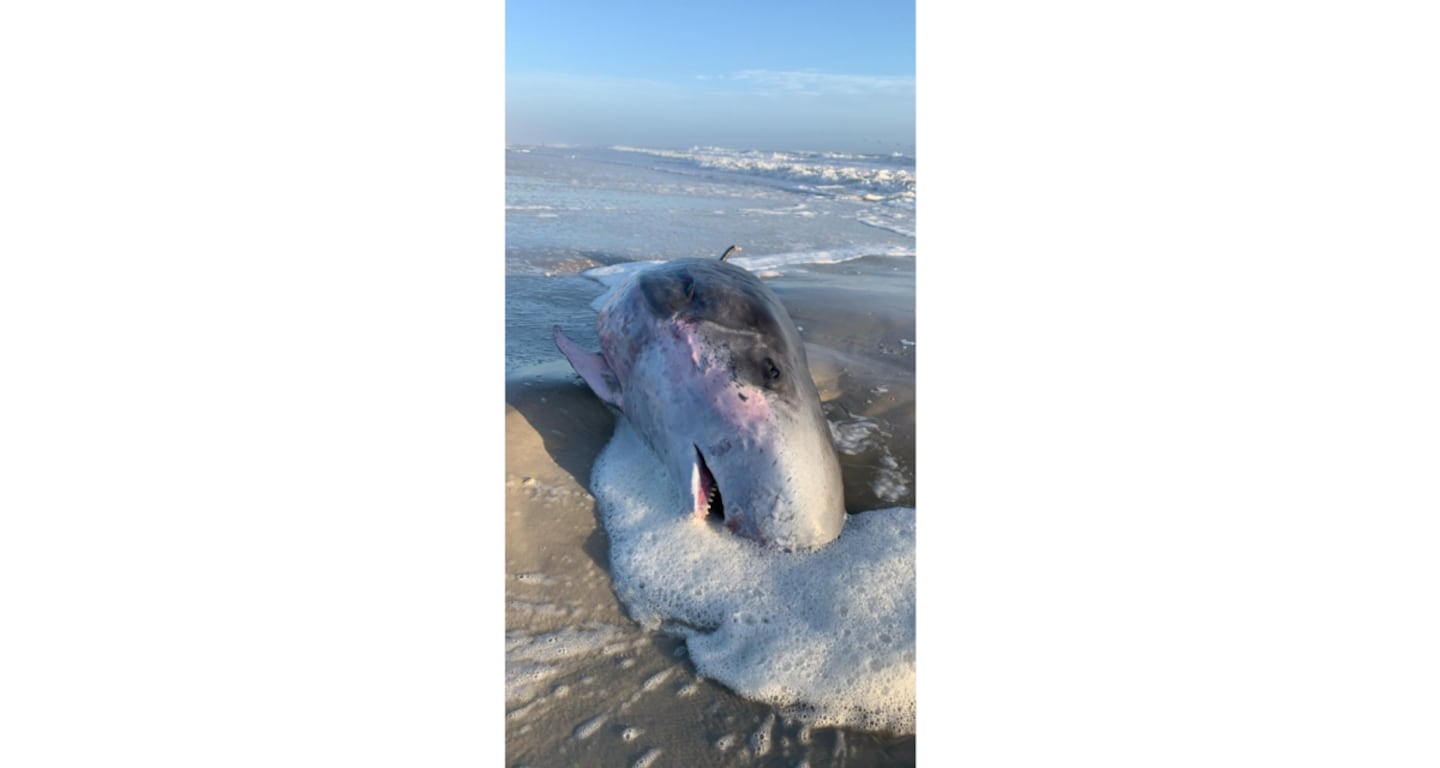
left=676, top=318, right=704, bottom=367
left=604, top=293, right=788, bottom=544
left=672, top=320, right=779, bottom=531
left=690, top=460, right=711, bottom=519
left=673, top=319, right=776, bottom=430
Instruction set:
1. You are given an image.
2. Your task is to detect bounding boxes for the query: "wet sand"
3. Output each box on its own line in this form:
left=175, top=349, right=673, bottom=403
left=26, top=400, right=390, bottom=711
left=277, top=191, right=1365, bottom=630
left=505, top=256, right=915, bottom=766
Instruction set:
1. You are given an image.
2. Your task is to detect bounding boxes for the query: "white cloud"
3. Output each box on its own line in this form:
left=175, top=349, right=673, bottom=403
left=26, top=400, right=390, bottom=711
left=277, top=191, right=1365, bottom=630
left=717, top=69, right=916, bottom=98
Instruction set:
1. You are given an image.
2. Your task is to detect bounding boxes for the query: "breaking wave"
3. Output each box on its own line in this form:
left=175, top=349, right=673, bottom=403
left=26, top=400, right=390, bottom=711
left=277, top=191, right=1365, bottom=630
left=612, top=145, right=915, bottom=203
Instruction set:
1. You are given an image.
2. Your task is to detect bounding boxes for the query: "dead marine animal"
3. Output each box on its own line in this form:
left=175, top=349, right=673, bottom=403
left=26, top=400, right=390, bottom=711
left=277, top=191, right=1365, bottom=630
left=553, top=249, right=845, bottom=551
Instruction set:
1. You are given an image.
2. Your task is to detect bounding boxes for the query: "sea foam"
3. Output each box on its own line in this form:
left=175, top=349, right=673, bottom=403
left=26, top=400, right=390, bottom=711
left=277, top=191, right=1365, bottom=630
left=590, top=421, right=916, bottom=734
left=611, top=145, right=915, bottom=203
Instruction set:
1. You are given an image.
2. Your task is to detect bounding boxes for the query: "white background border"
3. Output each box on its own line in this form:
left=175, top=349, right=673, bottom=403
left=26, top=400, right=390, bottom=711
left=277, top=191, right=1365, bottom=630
left=2, top=1, right=1437, bottom=765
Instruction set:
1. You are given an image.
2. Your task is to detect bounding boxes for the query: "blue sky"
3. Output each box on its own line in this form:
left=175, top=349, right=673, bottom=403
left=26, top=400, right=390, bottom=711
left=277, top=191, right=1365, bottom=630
left=506, top=0, right=915, bottom=153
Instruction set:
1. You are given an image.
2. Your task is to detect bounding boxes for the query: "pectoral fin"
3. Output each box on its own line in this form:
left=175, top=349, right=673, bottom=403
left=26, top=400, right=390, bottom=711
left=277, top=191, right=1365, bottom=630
left=552, top=325, right=624, bottom=410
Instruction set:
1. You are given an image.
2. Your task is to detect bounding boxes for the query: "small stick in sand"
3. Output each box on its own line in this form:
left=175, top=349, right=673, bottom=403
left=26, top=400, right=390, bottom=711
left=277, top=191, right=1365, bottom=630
left=719, top=245, right=741, bottom=262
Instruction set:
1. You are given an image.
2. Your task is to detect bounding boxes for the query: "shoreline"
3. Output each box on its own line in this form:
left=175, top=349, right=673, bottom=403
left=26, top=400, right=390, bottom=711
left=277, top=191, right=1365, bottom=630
left=505, top=254, right=916, bottom=765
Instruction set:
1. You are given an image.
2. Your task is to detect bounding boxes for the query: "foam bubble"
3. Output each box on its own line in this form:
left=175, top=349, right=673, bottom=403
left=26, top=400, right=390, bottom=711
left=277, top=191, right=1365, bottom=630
left=505, top=623, right=628, bottom=708
left=829, top=416, right=887, bottom=455
left=871, top=456, right=911, bottom=504
left=639, top=668, right=672, bottom=691
left=591, top=421, right=916, bottom=733
left=630, top=747, right=662, bottom=768
left=572, top=714, right=607, bottom=739
left=828, top=415, right=912, bottom=504
left=750, top=712, right=776, bottom=756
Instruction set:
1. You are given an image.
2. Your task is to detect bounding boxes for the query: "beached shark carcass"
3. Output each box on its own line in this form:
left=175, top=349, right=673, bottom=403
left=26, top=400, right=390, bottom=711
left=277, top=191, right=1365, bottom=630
left=553, top=254, right=846, bottom=551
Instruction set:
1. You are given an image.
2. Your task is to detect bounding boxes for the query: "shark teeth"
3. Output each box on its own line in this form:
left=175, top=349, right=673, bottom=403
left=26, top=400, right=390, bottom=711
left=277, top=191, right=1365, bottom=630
left=693, top=445, right=723, bottom=521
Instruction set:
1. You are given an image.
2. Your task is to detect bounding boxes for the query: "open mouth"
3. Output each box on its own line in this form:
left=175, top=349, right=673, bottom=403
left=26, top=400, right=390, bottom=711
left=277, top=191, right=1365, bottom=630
left=693, top=445, right=725, bottom=522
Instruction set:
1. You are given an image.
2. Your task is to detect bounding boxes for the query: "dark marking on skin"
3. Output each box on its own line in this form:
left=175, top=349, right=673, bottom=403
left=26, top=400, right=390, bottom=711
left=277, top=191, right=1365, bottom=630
left=638, top=260, right=807, bottom=398
left=640, top=262, right=786, bottom=340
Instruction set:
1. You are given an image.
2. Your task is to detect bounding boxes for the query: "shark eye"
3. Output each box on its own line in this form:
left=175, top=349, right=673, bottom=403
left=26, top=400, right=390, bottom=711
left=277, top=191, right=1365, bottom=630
left=763, top=357, right=781, bottom=381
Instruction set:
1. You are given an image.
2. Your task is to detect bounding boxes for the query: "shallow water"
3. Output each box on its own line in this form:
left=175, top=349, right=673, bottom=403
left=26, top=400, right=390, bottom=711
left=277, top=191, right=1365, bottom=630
left=506, top=145, right=916, bottom=766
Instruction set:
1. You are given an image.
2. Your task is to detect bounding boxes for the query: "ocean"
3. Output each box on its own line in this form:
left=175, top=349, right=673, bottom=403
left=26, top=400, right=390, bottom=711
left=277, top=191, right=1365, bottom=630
left=505, top=144, right=917, bottom=767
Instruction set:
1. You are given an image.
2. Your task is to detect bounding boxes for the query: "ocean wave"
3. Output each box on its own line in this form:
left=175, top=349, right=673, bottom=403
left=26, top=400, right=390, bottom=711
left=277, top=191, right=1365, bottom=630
left=612, top=145, right=915, bottom=199
left=855, top=212, right=916, bottom=238
left=728, top=245, right=913, bottom=275
left=739, top=203, right=817, bottom=217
